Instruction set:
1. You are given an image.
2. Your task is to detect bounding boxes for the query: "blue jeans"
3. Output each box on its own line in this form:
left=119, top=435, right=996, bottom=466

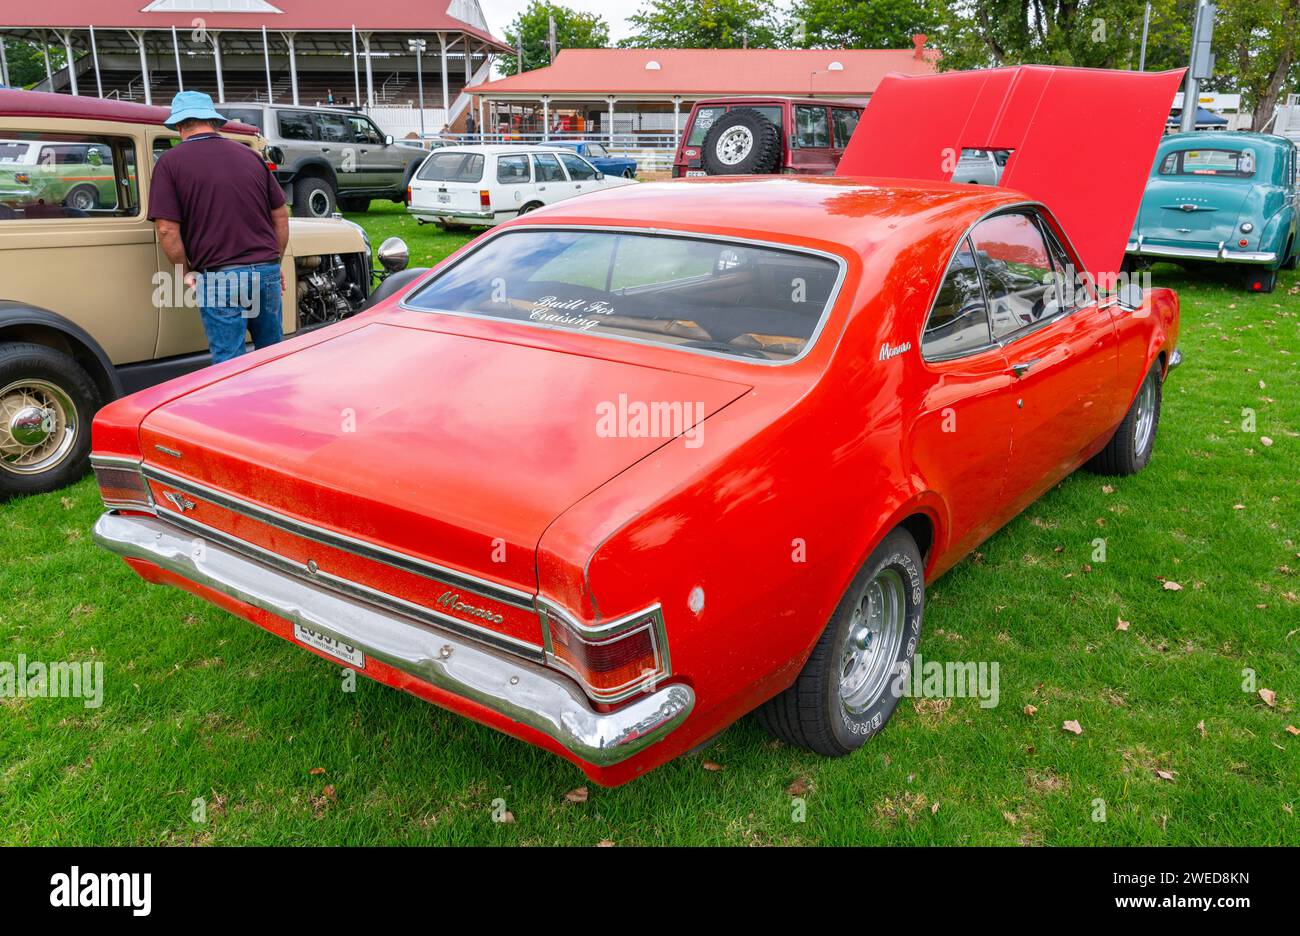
left=196, top=261, right=283, bottom=364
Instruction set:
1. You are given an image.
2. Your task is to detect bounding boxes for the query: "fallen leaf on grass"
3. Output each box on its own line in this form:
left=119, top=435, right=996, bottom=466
left=1101, top=485, right=1115, bottom=494
left=1260, top=688, right=1277, bottom=708
left=1162, top=581, right=1184, bottom=591
left=1260, top=437, right=1274, bottom=447
left=1062, top=720, right=1084, bottom=735
left=597, top=839, right=615, bottom=847
left=701, top=761, right=723, bottom=772
left=1002, top=811, right=1018, bottom=825
left=786, top=778, right=810, bottom=796
left=1116, top=617, right=1130, bottom=631
left=1023, top=704, right=1038, bottom=717
left=1286, top=726, right=1299, bottom=737
left=1154, top=769, right=1177, bottom=782
left=931, top=801, right=940, bottom=815
left=1197, top=720, right=1207, bottom=738
left=564, top=786, right=589, bottom=803
left=309, top=767, right=325, bottom=776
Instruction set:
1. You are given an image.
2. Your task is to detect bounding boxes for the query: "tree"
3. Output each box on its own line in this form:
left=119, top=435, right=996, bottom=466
left=619, top=0, right=782, bottom=49
left=2, top=38, right=65, bottom=89
left=785, top=0, right=945, bottom=49
left=1212, top=0, right=1300, bottom=130
left=498, top=1, right=610, bottom=77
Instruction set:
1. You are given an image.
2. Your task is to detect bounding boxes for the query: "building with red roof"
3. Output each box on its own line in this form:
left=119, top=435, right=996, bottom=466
left=465, top=40, right=939, bottom=144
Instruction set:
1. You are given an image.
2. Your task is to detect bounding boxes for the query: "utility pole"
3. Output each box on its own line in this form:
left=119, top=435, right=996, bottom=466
left=548, top=15, right=556, bottom=64
left=409, top=38, right=427, bottom=139
left=1181, top=0, right=1217, bottom=133
left=1138, top=2, right=1151, bottom=71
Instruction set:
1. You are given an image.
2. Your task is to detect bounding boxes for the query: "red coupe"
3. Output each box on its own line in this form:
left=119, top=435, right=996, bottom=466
left=91, top=67, right=1185, bottom=785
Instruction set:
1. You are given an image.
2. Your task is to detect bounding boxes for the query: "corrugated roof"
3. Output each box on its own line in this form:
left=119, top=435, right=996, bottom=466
left=471, top=47, right=939, bottom=98
left=0, top=1, right=508, bottom=49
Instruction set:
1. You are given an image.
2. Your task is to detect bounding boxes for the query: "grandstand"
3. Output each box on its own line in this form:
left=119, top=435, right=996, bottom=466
left=0, top=1, right=509, bottom=133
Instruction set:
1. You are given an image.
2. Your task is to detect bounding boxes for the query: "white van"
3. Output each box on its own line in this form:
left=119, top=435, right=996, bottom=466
left=407, top=144, right=634, bottom=229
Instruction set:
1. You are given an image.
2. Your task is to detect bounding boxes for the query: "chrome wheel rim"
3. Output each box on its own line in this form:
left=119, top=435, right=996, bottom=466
left=716, top=126, right=754, bottom=166
left=1133, top=374, right=1157, bottom=457
left=68, top=187, right=95, bottom=211
left=0, top=379, right=78, bottom=475
left=839, top=567, right=907, bottom=715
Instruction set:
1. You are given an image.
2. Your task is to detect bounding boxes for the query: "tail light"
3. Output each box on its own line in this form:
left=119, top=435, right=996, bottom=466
left=479, top=189, right=491, bottom=209
left=541, top=603, right=670, bottom=703
left=92, top=456, right=152, bottom=512
left=15, top=172, right=30, bottom=184
left=406, top=185, right=412, bottom=204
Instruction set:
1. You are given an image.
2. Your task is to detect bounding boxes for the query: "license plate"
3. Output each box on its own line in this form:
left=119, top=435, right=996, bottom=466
left=293, top=623, right=365, bottom=668
left=437, top=192, right=451, bottom=204
left=685, top=170, right=707, bottom=177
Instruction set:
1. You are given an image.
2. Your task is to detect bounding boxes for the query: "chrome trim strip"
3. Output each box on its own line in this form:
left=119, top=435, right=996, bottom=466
left=1126, top=242, right=1277, bottom=264
left=396, top=224, right=851, bottom=368
left=141, top=463, right=536, bottom=610
left=159, top=508, right=543, bottom=661
left=92, top=512, right=693, bottom=767
left=90, top=454, right=146, bottom=471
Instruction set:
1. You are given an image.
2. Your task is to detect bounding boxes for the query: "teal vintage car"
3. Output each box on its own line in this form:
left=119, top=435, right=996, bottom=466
left=1126, top=131, right=1298, bottom=292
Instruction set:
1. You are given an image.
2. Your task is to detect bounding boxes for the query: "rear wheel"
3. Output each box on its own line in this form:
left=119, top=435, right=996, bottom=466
left=1242, top=268, right=1277, bottom=293
left=756, top=528, right=924, bottom=756
left=622, top=168, right=635, bottom=179
left=293, top=177, right=337, bottom=218
left=1086, top=361, right=1162, bottom=476
left=1281, top=236, right=1297, bottom=271
left=63, top=184, right=98, bottom=212
left=0, top=343, right=100, bottom=499
left=701, top=108, right=781, bottom=176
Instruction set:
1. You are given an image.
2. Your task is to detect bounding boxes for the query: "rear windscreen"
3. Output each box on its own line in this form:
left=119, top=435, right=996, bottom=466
left=404, top=229, right=842, bottom=362
left=417, top=151, right=485, bottom=183
left=1160, top=148, right=1256, bottom=178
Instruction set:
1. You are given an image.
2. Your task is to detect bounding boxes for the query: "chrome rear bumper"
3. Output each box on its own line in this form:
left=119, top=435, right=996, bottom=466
left=93, top=512, right=693, bottom=766
left=1126, top=238, right=1277, bottom=265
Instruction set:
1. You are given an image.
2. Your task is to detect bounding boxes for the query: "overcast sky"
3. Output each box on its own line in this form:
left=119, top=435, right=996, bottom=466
left=481, top=0, right=646, bottom=45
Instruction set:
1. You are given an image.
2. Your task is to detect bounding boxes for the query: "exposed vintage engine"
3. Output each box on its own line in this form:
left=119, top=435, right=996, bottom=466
left=295, top=252, right=368, bottom=328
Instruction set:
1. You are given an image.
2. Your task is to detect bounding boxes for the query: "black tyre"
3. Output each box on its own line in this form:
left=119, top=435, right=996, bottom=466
left=622, top=168, right=635, bottom=179
left=756, top=528, right=925, bottom=756
left=1280, top=237, right=1297, bottom=271
left=0, top=343, right=101, bottom=499
left=1085, top=360, right=1162, bottom=476
left=701, top=107, right=781, bottom=176
left=293, top=176, right=337, bottom=218
left=338, top=196, right=371, bottom=213
left=63, top=184, right=98, bottom=212
left=1242, top=267, right=1277, bottom=293
left=517, top=202, right=542, bottom=215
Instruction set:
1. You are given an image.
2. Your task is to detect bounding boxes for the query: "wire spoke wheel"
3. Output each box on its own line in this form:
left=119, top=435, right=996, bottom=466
left=0, top=378, right=78, bottom=475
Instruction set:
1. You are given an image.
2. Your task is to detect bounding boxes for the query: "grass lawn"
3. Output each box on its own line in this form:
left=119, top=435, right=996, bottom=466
left=1, top=202, right=1297, bottom=845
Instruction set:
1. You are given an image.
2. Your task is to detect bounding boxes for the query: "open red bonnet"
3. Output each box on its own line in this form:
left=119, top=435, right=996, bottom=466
left=837, top=65, right=1185, bottom=280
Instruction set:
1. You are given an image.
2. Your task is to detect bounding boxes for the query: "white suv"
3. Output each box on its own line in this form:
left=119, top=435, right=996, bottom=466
left=407, top=145, right=634, bottom=229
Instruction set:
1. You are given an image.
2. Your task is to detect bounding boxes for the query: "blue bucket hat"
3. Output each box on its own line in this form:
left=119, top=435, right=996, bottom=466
left=163, top=90, right=228, bottom=129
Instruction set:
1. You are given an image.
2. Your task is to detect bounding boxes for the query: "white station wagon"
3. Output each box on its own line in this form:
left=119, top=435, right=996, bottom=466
left=407, top=144, right=635, bottom=229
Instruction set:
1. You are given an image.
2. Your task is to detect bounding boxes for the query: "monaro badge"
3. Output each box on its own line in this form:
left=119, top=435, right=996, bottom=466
left=436, top=590, right=505, bottom=625
left=879, top=341, right=912, bottom=361
left=162, top=490, right=196, bottom=512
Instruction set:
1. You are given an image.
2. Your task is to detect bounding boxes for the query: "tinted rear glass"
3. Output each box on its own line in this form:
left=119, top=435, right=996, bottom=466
left=223, top=108, right=264, bottom=130
left=418, top=151, right=485, bottom=183
left=404, top=230, right=841, bottom=362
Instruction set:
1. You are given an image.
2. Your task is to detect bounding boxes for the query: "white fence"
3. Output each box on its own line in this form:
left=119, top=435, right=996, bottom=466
left=367, top=106, right=450, bottom=140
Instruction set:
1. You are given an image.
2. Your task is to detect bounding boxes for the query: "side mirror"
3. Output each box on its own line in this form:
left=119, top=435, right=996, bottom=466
left=377, top=236, right=409, bottom=273
left=595, top=171, right=604, bottom=180
left=1117, top=282, right=1145, bottom=311
left=384, top=134, right=395, bottom=147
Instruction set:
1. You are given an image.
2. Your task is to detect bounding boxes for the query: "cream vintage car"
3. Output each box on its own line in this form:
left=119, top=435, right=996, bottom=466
left=0, top=89, right=417, bottom=498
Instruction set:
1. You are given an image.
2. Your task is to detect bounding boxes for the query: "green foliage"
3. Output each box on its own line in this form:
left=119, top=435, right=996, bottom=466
left=619, top=0, right=782, bottom=49
left=784, top=0, right=945, bottom=49
left=498, top=1, right=611, bottom=77
left=2, top=39, right=65, bottom=89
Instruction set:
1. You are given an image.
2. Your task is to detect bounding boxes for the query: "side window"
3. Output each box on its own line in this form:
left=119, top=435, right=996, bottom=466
left=832, top=108, right=860, bottom=149
left=347, top=116, right=383, bottom=145
left=0, top=132, right=137, bottom=220
left=558, top=152, right=597, bottom=180
left=1038, top=219, right=1090, bottom=311
left=497, top=154, right=531, bottom=184
left=152, top=136, right=179, bottom=163
left=278, top=111, right=315, bottom=141
left=793, top=106, right=830, bottom=149
left=922, top=238, right=991, bottom=359
left=532, top=153, right=566, bottom=182
left=969, top=212, right=1059, bottom=341
left=315, top=113, right=350, bottom=144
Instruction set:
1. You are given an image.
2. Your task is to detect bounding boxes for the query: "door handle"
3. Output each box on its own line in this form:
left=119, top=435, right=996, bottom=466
left=1011, top=358, right=1042, bottom=378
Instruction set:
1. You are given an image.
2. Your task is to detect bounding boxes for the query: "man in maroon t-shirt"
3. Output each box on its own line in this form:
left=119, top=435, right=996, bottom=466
left=149, top=91, right=289, bottom=364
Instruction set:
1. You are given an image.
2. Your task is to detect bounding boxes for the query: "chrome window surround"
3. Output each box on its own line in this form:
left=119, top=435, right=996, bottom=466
left=96, top=460, right=675, bottom=701
left=397, top=224, right=851, bottom=368
left=920, top=201, right=1099, bottom=364
left=538, top=599, right=672, bottom=704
